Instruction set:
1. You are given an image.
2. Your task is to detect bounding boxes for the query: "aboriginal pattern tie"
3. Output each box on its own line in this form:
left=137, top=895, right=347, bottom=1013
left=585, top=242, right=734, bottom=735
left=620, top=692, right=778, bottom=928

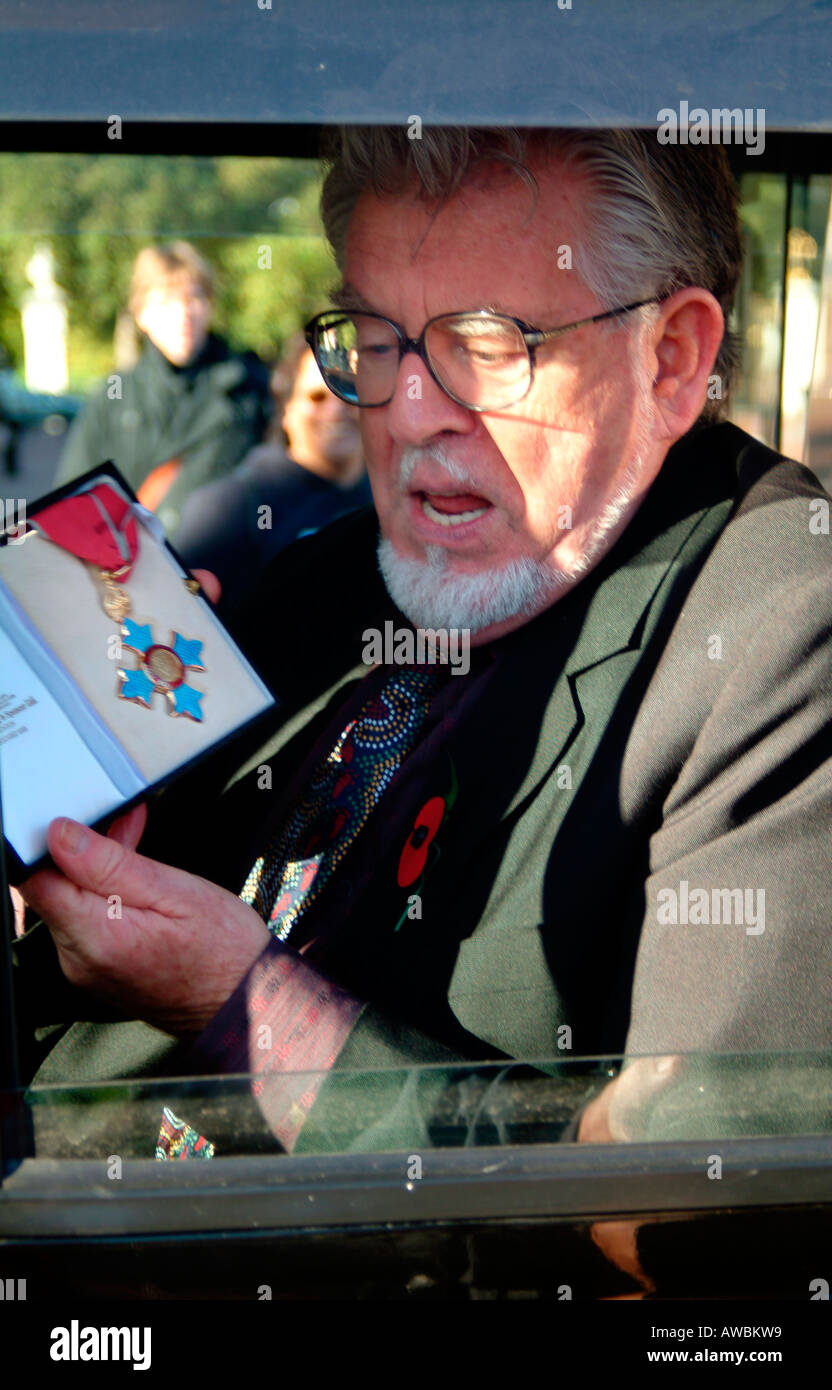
left=239, top=664, right=442, bottom=942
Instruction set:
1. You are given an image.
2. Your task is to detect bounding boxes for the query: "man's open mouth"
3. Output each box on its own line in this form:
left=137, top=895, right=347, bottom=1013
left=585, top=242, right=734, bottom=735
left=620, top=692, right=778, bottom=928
left=418, top=492, right=491, bottom=527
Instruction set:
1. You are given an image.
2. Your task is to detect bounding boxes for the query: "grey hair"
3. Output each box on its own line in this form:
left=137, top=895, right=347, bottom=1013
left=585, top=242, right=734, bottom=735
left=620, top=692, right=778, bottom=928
left=320, top=126, right=743, bottom=421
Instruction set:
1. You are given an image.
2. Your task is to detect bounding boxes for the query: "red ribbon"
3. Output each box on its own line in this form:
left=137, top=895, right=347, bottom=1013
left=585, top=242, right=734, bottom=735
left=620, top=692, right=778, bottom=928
left=34, top=482, right=139, bottom=577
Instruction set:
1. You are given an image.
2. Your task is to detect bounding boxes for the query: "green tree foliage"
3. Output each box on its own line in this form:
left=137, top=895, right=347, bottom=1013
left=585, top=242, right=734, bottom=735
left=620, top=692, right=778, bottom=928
left=0, top=153, right=332, bottom=386
left=218, top=236, right=336, bottom=360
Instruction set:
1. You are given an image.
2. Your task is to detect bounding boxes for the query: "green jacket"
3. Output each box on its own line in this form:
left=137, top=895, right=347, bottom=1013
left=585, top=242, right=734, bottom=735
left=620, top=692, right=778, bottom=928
left=54, top=333, right=272, bottom=535
left=15, top=422, right=832, bottom=1153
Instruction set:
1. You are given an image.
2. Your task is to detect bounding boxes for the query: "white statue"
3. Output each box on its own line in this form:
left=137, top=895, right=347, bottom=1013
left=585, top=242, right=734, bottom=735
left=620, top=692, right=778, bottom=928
left=21, top=243, right=69, bottom=393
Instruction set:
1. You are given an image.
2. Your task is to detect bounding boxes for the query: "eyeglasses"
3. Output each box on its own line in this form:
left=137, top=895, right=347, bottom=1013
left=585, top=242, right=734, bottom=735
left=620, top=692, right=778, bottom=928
left=304, top=300, right=659, bottom=412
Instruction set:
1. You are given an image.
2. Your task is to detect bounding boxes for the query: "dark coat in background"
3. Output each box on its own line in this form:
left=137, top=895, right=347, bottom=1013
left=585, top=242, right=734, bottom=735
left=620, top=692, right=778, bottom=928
left=173, top=444, right=373, bottom=621
left=54, top=333, right=272, bottom=535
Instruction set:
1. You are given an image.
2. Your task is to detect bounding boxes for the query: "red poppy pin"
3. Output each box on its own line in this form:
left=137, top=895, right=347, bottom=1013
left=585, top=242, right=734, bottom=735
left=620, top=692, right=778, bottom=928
left=397, top=795, right=446, bottom=888
left=395, top=762, right=459, bottom=894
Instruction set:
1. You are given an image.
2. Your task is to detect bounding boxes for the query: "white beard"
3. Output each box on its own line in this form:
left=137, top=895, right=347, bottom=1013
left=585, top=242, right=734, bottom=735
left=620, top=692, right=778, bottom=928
left=378, top=537, right=569, bottom=634
left=378, top=440, right=649, bottom=636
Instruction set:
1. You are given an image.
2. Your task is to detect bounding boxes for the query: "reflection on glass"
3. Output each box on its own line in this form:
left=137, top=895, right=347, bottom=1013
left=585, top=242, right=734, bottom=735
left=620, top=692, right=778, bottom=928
left=19, top=1049, right=832, bottom=1162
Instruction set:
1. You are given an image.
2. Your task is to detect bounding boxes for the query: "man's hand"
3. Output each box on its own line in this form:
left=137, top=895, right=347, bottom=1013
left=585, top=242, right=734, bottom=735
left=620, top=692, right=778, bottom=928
left=18, top=808, right=270, bottom=1037
left=190, top=568, right=220, bottom=605
left=577, top=1055, right=680, bottom=1143
left=578, top=1056, right=682, bottom=1297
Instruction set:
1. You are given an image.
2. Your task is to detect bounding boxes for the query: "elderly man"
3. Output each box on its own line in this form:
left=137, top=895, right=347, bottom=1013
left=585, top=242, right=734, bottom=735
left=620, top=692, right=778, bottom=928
left=15, top=127, right=832, bottom=1154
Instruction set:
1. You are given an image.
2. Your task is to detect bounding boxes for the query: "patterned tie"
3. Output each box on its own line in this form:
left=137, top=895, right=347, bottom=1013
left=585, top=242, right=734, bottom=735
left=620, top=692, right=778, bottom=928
left=239, top=663, right=443, bottom=942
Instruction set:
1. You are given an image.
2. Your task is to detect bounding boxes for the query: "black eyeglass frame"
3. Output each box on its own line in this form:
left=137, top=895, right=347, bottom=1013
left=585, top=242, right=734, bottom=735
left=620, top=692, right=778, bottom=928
left=304, top=299, right=662, bottom=412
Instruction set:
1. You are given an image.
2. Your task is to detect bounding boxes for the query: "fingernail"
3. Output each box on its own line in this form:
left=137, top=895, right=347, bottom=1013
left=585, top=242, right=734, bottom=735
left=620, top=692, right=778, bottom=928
left=58, top=819, right=89, bottom=855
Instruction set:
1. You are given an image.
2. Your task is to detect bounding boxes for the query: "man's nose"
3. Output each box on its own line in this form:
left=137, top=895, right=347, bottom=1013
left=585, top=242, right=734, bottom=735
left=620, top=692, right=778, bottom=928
left=384, top=352, right=475, bottom=444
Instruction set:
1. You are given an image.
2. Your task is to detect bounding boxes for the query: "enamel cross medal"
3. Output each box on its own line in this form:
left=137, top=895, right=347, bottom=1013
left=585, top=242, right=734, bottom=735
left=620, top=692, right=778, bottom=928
left=35, top=481, right=207, bottom=723
left=104, top=574, right=206, bottom=720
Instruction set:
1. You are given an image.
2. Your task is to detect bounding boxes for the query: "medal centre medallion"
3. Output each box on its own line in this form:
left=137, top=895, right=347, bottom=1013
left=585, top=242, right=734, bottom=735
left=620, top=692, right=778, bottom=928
left=143, top=644, right=186, bottom=689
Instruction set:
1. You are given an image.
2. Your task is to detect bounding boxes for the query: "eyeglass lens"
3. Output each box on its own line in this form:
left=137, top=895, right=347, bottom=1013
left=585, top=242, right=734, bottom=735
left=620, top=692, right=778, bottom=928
left=315, top=312, right=532, bottom=409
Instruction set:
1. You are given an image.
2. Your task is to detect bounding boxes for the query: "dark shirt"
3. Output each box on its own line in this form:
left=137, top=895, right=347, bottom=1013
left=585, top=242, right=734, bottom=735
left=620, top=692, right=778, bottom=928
left=193, top=641, right=499, bottom=1151
left=173, top=444, right=374, bottom=620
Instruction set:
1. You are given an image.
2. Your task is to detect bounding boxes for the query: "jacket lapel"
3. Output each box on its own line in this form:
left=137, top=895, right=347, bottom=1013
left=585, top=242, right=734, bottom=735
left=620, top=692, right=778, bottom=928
left=442, top=440, right=738, bottom=1054
left=478, top=506, right=725, bottom=830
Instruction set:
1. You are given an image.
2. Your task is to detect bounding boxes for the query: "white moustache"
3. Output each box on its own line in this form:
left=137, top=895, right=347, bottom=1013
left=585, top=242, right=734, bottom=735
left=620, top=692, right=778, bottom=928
left=399, top=445, right=479, bottom=492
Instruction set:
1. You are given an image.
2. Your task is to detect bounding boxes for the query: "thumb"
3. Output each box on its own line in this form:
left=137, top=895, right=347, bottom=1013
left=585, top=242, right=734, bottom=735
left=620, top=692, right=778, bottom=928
left=45, top=816, right=171, bottom=913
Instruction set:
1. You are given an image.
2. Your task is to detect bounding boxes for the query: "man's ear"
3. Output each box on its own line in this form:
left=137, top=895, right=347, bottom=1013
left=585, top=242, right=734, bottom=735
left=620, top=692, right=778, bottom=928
left=649, top=288, right=725, bottom=442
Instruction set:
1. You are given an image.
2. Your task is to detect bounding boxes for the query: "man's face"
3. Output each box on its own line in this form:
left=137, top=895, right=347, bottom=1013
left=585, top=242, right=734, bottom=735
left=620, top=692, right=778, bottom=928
left=134, top=275, right=213, bottom=367
left=282, top=348, right=362, bottom=478
left=343, top=157, right=661, bottom=641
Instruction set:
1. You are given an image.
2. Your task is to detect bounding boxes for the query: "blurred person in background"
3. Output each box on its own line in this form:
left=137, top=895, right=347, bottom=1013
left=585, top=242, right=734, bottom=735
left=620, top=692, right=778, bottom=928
left=174, top=335, right=371, bottom=618
left=55, top=241, right=272, bottom=535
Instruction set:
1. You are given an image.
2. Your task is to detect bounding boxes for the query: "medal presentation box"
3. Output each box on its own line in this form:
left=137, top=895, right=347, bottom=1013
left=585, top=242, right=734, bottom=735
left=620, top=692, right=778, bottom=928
left=0, top=466, right=276, bottom=880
